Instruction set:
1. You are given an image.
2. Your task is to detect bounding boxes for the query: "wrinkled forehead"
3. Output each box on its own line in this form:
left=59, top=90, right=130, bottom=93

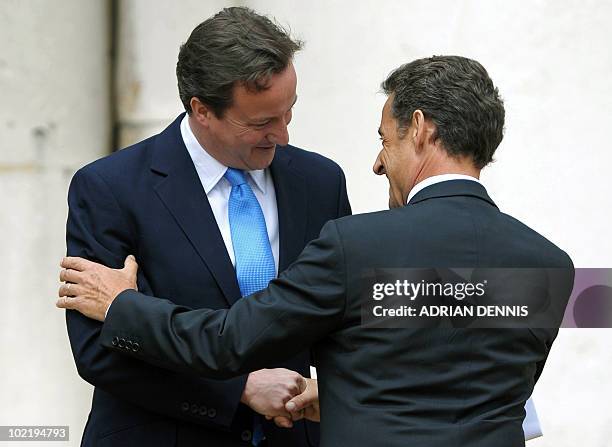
left=379, top=94, right=397, bottom=134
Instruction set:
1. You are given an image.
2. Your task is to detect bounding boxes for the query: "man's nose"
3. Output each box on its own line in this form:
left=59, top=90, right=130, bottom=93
left=268, top=120, right=290, bottom=147
left=373, top=152, right=385, bottom=175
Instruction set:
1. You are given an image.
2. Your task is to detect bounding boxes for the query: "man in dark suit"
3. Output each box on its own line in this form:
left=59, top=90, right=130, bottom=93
left=63, top=7, right=350, bottom=447
left=59, top=56, right=573, bottom=447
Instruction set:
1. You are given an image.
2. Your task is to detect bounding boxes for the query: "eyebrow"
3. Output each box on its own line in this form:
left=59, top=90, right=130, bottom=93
left=252, top=95, right=299, bottom=124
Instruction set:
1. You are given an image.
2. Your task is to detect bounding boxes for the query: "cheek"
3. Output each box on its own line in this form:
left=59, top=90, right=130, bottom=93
left=383, top=149, right=401, bottom=175
left=211, top=122, right=237, bottom=145
left=238, top=131, right=266, bottom=147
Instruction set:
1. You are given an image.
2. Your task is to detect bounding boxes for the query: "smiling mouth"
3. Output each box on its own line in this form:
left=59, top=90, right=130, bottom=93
left=256, top=145, right=276, bottom=150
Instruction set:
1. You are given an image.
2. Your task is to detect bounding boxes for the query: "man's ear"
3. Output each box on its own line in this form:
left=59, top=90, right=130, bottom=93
left=190, top=97, right=215, bottom=128
left=411, top=109, right=427, bottom=153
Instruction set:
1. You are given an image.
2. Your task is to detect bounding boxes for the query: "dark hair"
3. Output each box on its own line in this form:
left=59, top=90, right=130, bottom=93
left=176, top=7, right=302, bottom=117
left=381, top=56, right=505, bottom=168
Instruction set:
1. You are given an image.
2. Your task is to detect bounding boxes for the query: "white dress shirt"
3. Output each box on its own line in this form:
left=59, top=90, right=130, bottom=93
left=180, top=114, right=280, bottom=275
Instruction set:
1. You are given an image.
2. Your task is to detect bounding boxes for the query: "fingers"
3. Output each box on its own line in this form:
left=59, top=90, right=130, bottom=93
left=60, top=256, right=97, bottom=272
left=59, top=268, right=84, bottom=284
left=285, top=378, right=318, bottom=421
left=283, top=375, right=307, bottom=421
left=272, top=416, right=293, bottom=428
left=298, top=375, right=307, bottom=394
left=285, top=371, right=306, bottom=396
left=56, top=296, right=80, bottom=309
left=58, top=282, right=84, bottom=298
left=287, top=407, right=305, bottom=421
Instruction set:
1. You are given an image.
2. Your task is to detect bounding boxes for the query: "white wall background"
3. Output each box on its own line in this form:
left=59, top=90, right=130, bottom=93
left=1, top=0, right=610, bottom=445
left=0, top=1, right=110, bottom=446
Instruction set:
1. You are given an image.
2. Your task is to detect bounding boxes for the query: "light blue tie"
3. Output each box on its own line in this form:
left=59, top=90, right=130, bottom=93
left=224, top=167, right=274, bottom=446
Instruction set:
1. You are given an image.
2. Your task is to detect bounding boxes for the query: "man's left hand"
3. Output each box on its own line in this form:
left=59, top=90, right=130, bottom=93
left=56, top=255, right=138, bottom=321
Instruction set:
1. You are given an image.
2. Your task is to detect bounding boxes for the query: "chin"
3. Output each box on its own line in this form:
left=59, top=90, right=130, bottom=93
left=247, top=147, right=276, bottom=170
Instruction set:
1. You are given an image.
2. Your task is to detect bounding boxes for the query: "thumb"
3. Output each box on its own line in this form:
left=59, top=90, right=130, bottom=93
left=123, top=255, right=139, bottom=275
left=285, top=388, right=313, bottom=413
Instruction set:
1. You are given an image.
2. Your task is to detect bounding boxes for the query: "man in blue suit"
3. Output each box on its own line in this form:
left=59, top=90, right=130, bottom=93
left=64, top=7, right=350, bottom=447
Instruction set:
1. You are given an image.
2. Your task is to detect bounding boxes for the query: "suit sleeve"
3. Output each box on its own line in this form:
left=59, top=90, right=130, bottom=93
left=336, top=165, right=352, bottom=218
left=532, top=256, right=575, bottom=383
left=65, top=166, right=247, bottom=429
left=99, top=220, right=347, bottom=379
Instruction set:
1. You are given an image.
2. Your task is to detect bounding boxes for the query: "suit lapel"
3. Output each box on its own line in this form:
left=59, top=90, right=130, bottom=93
left=270, top=148, right=308, bottom=272
left=150, top=115, right=242, bottom=306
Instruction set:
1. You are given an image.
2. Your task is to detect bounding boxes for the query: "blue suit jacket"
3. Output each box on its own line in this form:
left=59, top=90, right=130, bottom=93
left=65, top=114, right=351, bottom=447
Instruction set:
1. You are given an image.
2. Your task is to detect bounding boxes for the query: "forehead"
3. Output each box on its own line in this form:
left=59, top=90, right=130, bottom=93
left=230, top=64, right=298, bottom=119
left=380, top=95, right=396, bottom=133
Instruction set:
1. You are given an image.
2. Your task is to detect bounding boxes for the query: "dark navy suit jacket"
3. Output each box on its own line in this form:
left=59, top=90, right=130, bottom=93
left=98, top=180, right=573, bottom=447
left=65, top=114, right=351, bottom=446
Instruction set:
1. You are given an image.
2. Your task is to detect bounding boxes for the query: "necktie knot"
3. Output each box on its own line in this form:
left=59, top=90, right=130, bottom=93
left=224, top=168, right=247, bottom=187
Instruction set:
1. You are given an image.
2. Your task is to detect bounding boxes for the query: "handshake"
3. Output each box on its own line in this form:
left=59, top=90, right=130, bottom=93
left=241, top=368, right=319, bottom=428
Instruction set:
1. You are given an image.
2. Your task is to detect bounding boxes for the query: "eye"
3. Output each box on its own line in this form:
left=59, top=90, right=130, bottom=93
left=250, top=119, right=272, bottom=130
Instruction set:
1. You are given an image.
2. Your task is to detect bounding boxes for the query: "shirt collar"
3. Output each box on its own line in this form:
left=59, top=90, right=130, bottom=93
left=406, top=174, right=481, bottom=204
left=180, top=114, right=267, bottom=194
left=247, top=169, right=267, bottom=195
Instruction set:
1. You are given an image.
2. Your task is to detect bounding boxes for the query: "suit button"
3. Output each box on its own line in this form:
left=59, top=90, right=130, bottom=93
left=126, top=340, right=133, bottom=350
left=181, top=402, right=189, bottom=412
left=132, top=342, right=140, bottom=352
left=241, top=430, right=252, bottom=442
left=198, top=405, right=207, bottom=416
left=207, top=408, right=216, bottom=418
left=118, top=338, right=126, bottom=348
left=111, top=336, right=118, bottom=347
left=191, top=404, right=199, bottom=414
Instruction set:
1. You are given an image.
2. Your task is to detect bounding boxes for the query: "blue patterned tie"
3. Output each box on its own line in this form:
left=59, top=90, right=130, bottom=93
left=224, top=167, right=275, bottom=445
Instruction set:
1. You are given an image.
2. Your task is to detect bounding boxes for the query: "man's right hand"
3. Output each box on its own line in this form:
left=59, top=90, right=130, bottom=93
left=241, top=368, right=306, bottom=419
left=267, top=377, right=319, bottom=428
